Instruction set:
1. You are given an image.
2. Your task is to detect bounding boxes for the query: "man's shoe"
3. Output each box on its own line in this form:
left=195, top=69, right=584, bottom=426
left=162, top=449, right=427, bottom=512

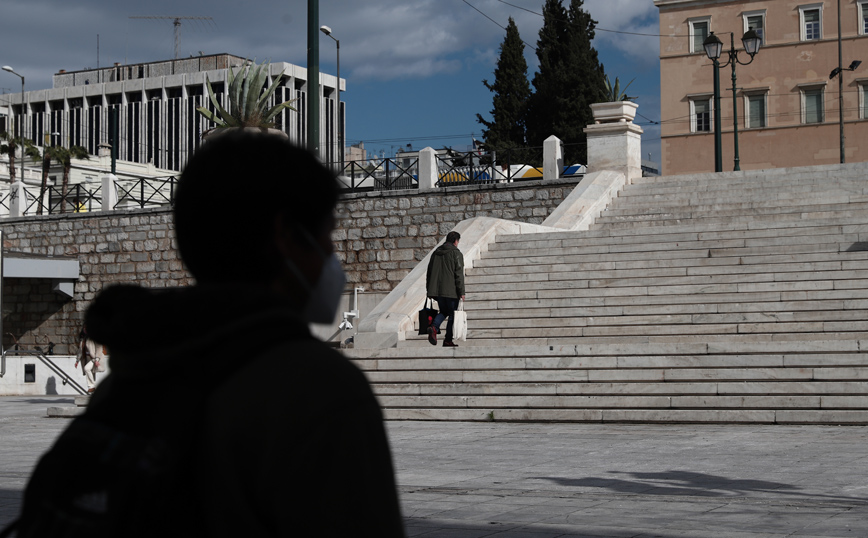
left=427, top=326, right=437, bottom=345
left=443, top=341, right=458, bottom=347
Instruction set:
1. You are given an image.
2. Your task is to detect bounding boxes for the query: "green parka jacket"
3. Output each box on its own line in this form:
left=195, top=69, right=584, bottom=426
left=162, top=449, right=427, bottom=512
left=426, top=242, right=465, bottom=299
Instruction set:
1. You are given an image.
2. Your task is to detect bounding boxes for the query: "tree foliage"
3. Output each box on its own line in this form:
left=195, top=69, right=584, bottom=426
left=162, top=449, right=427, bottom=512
left=44, top=145, right=90, bottom=213
left=525, top=0, right=606, bottom=165
left=476, top=17, right=532, bottom=164
left=0, top=131, right=39, bottom=182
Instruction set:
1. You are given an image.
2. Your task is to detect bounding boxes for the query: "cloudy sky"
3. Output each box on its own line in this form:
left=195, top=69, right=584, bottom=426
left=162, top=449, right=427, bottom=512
left=0, top=0, right=662, bottom=165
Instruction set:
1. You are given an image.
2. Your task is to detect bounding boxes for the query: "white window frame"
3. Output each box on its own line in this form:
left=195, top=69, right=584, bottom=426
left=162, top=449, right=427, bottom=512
left=689, top=94, right=714, bottom=133
left=743, top=90, right=768, bottom=129
left=799, top=83, right=827, bottom=124
left=743, top=10, right=766, bottom=45
left=859, top=2, right=868, bottom=36
left=688, top=16, right=711, bottom=53
left=859, top=80, right=868, bottom=119
left=799, top=4, right=823, bottom=41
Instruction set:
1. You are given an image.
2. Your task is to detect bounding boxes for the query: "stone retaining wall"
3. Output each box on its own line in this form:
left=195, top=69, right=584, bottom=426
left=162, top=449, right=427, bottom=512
left=0, top=178, right=579, bottom=353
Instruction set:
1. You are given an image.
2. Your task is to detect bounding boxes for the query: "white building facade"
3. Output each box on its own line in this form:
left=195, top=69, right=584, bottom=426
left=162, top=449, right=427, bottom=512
left=0, top=54, right=345, bottom=173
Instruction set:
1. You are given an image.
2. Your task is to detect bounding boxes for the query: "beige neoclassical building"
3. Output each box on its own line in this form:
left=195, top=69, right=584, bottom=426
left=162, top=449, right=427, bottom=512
left=656, top=0, right=868, bottom=175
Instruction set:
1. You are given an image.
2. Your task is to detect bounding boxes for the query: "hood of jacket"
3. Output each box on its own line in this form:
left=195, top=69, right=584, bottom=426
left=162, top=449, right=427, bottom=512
left=433, top=242, right=459, bottom=257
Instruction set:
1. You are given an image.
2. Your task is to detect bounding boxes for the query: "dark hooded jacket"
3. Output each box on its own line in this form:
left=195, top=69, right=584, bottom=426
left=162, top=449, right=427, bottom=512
left=84, top=284, right=405, bottom=538
left=425, top=242, right=464, bottom=299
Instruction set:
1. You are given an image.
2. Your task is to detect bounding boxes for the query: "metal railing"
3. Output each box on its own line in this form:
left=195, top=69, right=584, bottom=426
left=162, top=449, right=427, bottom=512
left=334, top=158, right=419, bottom=192
left=1, top=349, right=88, bottom=395
left=114, top=176, right=177, bottom=209
left=0, top=176, right=179, bottom=217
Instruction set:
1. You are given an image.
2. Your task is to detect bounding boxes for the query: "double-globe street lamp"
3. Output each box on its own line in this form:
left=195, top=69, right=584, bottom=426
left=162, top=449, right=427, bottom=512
left=2, top=65, right=25, bottom=183
left=702, top=30, right=761, bottom=172
left=320, top=25, right=343, bottom=172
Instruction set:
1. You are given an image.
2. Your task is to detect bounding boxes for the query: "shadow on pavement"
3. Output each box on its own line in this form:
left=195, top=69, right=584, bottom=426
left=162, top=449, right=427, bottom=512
left=534, top=469, right=868, bottom=504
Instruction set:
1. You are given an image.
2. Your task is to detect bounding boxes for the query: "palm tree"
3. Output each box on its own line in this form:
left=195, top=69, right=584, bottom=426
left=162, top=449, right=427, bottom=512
left=37, top=145, right=54, bottom=215
left=44, top=145, right=90, bottom=213
left=0, top=131, right=40, bottom=182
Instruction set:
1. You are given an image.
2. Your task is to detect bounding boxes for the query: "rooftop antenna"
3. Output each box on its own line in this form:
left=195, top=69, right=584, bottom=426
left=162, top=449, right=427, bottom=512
left=129, top=16, right=215, bottom=59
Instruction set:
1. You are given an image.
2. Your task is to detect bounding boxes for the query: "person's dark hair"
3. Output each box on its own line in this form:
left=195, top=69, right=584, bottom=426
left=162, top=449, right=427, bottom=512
left=446, top=231, right=461, bottom=244
left=174, top=131, right=340, bottom=282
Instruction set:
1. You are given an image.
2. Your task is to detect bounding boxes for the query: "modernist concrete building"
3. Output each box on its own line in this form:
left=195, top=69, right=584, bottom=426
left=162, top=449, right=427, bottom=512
left=0, top=54, right=344, bottom=173
left=656, top=0, right=868, bottom=175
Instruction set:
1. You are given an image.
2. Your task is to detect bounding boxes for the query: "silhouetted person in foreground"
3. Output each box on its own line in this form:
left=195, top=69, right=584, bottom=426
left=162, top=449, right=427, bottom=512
left=83, top=132, right=405, bottom=537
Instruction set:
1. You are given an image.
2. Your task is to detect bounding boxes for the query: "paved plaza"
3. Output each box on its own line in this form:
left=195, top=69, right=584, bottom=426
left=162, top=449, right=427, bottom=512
left=1, top=396, right=868, bottom=537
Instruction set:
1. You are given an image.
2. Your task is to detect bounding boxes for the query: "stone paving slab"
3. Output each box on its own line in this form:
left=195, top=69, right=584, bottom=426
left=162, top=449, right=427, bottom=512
left=3, top=397, right=868, bottom=536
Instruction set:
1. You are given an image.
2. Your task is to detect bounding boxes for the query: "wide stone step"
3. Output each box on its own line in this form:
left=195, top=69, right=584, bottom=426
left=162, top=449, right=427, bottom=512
left=468, top=273, right=868, bottom=298
left=468, top=261, right=868, bottom=287
left=396, top=330, right=868, bottom=348
left=628, top=164, right=867, bottom=190
left=472, top=242, right=861, bottom=271
left=466, top=299, right=867, bottom=318
left=606, top=199, right=868, bottom=221
left=488, top=224, right=854, bottom=251
left=598, top=203, right=868, bottom=225
left=379, top=408, right=868, bottom=424
left=481, top=233, right=861, bottom=261
left=469, top=253, right=868, bottom=281
left=370, top=380, right=868, bottom=394
left=613, top=185, right=868, bottom=204
left=591, top=212, right=868, bottom=231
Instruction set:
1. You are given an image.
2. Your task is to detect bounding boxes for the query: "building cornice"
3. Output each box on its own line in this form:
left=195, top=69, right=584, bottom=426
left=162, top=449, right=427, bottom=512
left=655, top=0, right=738, bottom=9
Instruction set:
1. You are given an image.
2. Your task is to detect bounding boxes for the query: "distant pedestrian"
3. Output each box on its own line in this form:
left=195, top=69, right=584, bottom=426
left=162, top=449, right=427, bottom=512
left=426, top=231, right=465, bottom=347
left=74, top=326, right=106, bottom=393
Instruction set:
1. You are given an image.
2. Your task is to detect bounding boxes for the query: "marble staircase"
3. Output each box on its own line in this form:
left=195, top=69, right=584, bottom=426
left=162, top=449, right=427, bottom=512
left=345, top=163, right=868, bottom=423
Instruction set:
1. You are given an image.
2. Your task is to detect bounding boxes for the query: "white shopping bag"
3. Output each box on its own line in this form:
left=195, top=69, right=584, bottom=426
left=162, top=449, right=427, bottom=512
left=452, top=300, right=468, bottom=341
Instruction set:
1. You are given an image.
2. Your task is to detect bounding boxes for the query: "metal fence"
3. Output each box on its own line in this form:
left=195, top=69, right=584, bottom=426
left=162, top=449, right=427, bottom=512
left=333, top=158, right=419, bottom=192
left=114, top=176, right=178, bottom=209
left=0, top=176, right=179, bottom=217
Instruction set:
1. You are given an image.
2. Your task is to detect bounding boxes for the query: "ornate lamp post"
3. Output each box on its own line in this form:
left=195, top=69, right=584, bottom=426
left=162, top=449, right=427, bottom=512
left=702, top=30, right=761, bottom=172
left=320, top=25, right=343, bottom=172
left=2, top=66, right=25, bottom=183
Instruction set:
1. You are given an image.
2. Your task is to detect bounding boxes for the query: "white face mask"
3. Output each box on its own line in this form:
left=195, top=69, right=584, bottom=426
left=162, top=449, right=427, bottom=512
left=285, top=233, right=347, bottom=324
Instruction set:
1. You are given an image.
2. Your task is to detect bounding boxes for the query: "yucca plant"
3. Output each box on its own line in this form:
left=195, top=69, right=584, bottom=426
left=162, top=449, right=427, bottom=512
left=603, top=75, right=636, bottom=102
left=197, top=60, right=297, bottom=129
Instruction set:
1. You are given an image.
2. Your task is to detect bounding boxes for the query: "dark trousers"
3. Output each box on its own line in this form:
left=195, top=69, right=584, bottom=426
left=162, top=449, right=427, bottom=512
left=433, top=297, right=460, bottom=342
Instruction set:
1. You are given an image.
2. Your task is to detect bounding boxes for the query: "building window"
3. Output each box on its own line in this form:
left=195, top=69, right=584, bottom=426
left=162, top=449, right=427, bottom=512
left=743, top=11, right=766, bottom=44
left=689, top=17, right=711, bottom=53
left=801, top=86, right=825, bottom=124
left=745, top=92, right=767, bottom=128
left=860, top=83, right=868, bottom=119
left=860, top=2, right=868, bottom=35
left=800, top=5, right=822, bottom=41
left=690, top=97, right=712, bottom=132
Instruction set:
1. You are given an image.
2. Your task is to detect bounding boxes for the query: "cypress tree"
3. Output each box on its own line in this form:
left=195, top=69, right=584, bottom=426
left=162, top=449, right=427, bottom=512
left=526, top=0, right=606, bottom=165
left=476, top=17, right=532, bottom=166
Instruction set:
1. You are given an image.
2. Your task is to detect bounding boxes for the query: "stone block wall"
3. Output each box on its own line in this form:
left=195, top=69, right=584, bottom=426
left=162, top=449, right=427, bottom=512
left=0, top=177, right=579, bottom=353
left=1, top=210, right=190, bottom=354
left=335, top=178, right=578, bottom=291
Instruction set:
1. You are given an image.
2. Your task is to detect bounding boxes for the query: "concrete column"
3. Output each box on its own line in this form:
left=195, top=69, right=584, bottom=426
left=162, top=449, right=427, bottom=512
left=543, top=135, right=563, bottom=181
left=9, top=182, right=25, bottom=217
left=584, top=105, right=644, bottom=184
left=101, top=174, right=118, bottom=211
left=417, top=147, right=438, bottom=190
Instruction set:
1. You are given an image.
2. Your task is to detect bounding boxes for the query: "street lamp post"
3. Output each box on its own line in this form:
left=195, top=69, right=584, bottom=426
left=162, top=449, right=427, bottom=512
left=702, top=30, right=761, bottom=172
left=2, top=66, right=25, bottom=183
left=320, top=25, right=343, bottom=172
